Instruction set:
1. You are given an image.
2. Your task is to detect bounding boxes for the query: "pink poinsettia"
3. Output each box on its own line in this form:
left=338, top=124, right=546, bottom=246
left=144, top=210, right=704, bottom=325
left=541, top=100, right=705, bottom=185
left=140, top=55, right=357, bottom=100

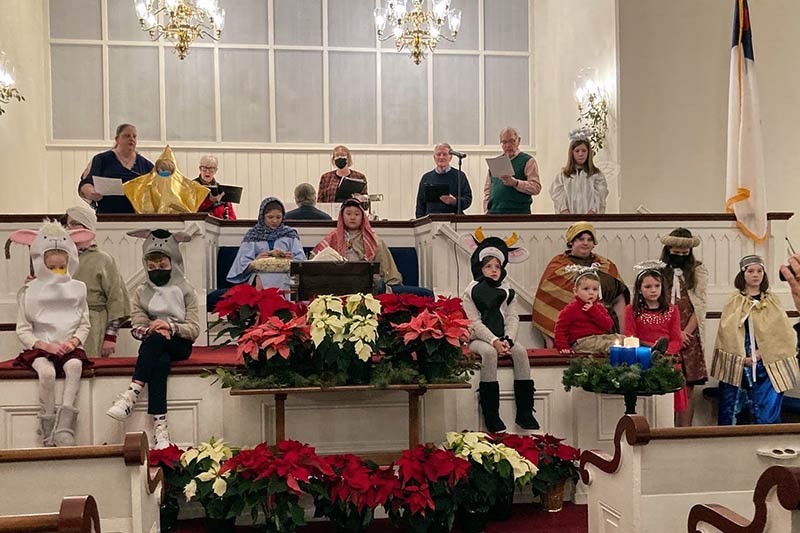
left=393, top=309, right=471, bottom=347
left=237, top=315, right=310, bottom=361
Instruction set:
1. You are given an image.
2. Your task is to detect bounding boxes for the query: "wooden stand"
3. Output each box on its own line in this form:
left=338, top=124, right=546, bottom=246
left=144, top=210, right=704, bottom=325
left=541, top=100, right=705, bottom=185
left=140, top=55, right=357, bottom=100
left=230, top=383, right=470, bottom=461
left=289, top=261, right=380, bottom=301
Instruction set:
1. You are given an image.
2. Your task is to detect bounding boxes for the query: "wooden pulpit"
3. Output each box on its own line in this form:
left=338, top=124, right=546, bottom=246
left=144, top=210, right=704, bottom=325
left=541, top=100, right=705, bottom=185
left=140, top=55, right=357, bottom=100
left=290, top=261, right=380, bottom=301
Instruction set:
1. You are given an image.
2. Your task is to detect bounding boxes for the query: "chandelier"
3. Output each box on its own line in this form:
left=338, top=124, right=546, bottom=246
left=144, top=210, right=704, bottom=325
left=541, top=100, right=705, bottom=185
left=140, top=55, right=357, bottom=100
left=0, top=51, right=24, bottom=117
left=574, top=69, right=609, bottom=153
left=374, top=0, right=461, bottom=65
left=134, top=0, right=225, bottom=60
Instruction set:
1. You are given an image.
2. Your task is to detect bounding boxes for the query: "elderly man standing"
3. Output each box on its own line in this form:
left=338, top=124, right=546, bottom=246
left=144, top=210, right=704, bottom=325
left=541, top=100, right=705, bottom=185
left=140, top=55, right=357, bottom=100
left=415, top=143, right=472, bottom=218
left=483, top=127, right=541, bottom=214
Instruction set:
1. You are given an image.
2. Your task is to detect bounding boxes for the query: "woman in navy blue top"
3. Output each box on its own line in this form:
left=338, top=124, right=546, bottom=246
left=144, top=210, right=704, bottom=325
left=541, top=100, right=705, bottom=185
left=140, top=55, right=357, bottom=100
left=78, top=124, right=154, bottom=214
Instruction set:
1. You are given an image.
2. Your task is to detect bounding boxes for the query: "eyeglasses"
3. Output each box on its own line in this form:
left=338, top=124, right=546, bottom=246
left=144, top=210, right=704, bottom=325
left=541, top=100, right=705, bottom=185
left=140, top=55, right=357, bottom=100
left=500, top=138, right=519, bottom=145
left=200, top=166, right=217, bottom=172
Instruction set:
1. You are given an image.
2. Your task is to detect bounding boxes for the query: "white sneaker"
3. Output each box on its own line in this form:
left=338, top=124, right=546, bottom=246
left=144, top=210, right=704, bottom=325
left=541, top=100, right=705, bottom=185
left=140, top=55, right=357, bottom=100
left=153, top=424, right=171, bottom=450
left=106, top=391, right=136, bottom=421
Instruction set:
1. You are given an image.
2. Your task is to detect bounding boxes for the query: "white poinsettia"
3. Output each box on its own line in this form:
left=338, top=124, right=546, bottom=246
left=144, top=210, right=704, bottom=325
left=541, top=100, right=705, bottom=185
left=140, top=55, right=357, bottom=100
left=180, top=438, right=235, bottom=503
left=307, top=294, right=380, bottom=360
left=183, top=479, right=197, bottom=501
left=444, top=431, right=538, bottom=484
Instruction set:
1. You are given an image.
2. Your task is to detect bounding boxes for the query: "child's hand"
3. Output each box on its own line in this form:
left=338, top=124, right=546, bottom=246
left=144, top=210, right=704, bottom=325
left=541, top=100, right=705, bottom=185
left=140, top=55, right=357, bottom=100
left=149, top=319, right=172, bottom=339
left=680, top=330, right=694, bottom=347
left=59, top=341, right=76, bottom=354
left=36, top=341, right=63, bottom=355
left=744, top=357, right=753, bottom=367
left=559, top=348, right=574, bottom=354
left=582, top=302, right=593, bottom=312
left=492, top=339, right=508, bottom=355
left=101, top=340, right=116, bottom=357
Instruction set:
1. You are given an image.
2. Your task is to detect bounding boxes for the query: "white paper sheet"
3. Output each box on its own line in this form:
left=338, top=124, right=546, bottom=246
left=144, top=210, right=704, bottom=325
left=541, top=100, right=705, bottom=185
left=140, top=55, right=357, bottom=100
left=92, top=176, right=124, bottom=196
left=485, top=155, right=515, bottom=178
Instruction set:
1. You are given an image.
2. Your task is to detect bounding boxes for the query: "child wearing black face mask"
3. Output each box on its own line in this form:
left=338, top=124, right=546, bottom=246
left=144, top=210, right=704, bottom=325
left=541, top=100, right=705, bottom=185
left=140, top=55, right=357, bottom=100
left=659, top=227, right=708, bottom=427
left=107, top=230, right=200, bottom=450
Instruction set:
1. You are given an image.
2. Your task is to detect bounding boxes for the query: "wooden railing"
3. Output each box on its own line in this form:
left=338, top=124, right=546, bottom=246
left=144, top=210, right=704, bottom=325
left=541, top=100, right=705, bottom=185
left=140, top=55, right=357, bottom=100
left=0, top=495, right=100, bottom=533
left=687, top=466, right=800, bottom=533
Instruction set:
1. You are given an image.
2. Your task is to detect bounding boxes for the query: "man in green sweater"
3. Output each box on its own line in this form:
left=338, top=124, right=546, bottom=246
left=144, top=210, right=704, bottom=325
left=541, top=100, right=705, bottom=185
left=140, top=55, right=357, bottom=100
left=483, top=127, right=541, bottom=214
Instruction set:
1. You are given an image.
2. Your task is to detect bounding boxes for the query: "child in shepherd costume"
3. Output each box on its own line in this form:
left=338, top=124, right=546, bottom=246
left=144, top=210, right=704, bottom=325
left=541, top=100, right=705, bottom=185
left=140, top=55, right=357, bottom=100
left=462, top=227, right=539, bottom=432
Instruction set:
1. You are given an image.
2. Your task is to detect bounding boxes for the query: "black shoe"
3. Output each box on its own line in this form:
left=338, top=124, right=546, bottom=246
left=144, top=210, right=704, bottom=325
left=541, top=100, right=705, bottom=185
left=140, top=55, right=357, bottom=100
left=479, top=381, right=506, bottom=433
left=651, top=336, right=669, bottom=355
left=514, top=380, right=540, bottom=430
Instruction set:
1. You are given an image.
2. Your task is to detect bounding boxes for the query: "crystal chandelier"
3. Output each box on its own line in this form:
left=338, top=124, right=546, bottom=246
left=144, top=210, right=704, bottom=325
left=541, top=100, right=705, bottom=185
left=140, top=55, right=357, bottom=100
left=374, top=0, right=461, bottom=65
left=134, top=0, right=225, bottom=60
left=0, top=51, right=24, bottom=117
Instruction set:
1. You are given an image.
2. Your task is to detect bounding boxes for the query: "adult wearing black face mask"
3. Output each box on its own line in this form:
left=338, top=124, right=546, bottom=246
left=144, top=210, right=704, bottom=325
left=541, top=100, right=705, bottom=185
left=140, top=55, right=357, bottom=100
left=660, top=227, right=708, bottom=427
left=316, top=145, right=368, bottom=203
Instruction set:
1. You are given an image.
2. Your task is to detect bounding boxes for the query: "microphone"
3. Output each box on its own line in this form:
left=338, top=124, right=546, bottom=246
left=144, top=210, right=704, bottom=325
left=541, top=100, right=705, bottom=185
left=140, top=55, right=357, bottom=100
left=448, top=149, right=467, bottom=159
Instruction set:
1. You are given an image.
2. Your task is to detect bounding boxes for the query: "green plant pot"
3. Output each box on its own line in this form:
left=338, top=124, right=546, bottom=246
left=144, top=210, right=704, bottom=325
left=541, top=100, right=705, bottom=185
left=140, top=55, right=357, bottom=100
left=455, top=507, right=488, bottom=533
left=159, top=497, right=180, bottom=532
left=204, top=516, right=236, bottom=533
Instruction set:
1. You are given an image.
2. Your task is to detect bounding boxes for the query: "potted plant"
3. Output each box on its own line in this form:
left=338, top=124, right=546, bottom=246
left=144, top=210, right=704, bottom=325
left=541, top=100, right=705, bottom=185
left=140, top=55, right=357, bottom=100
left=529, top=434, right=580, bottom=512
left=443, top=432, right=537, bottom=526
left=218, top=440, right=334, bottom=533
left=235, top=314, right=313, bottom=386
left=387, top=444, right=470, bottom=533
left=307, top=293, right=381, bottom=384
left=180, top=438, right=239, bottom=532
left=212, top=285, right=298, bottom=342
left=149, top=444, right=186, bottom=532
left=391, top=305, right=473, bottom=383
left=309, top=454, right=397, bottom=533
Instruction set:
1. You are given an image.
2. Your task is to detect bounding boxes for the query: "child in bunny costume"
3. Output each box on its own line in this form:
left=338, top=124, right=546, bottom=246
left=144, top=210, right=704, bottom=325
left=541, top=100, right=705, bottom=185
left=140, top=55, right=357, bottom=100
left=11, top=220, right=95, bottom=446
left=462, top=227, right=539, bottom=432
left=106, top=228, right=200, bottom=449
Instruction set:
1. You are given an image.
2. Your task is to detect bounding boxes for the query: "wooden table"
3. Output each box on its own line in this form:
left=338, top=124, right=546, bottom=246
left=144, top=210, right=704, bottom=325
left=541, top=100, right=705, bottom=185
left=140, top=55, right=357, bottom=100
left=229, top=383, right=471, bottom=459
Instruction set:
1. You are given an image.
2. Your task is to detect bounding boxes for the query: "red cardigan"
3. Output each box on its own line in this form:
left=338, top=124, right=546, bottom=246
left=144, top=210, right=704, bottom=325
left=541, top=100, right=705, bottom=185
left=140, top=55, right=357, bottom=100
left=554, top=298, right=615, bottom=350
left=623, top=304, right=682, bottom=354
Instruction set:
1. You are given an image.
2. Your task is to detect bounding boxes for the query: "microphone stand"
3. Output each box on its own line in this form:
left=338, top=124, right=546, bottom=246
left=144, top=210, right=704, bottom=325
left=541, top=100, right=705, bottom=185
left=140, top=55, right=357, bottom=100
left=452, top=152, right=466, bottom=295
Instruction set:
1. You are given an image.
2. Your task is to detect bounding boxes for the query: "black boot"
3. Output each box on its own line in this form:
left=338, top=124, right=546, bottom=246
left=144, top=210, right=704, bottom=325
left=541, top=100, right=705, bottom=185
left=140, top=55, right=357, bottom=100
left=479, top=381, right=506, bottom=433
left=514, top=380, right=540, bottom=430
left=651, top=336, right=669, bottom=355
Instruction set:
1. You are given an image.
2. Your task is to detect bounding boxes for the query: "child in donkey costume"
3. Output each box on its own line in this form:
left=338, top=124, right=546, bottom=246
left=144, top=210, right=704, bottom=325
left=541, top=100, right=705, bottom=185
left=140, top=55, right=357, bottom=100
left=106, top=228, right=200, bottom=449
left=462, top=228, right=539, bottom=432
left=11, top=221, right=95, bottom=446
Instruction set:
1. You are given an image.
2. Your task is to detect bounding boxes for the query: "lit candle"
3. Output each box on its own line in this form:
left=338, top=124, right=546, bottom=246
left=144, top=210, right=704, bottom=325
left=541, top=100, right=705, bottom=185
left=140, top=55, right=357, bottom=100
left=609, top=343, right=623, bottom=366
left=623, top=336, right=640, bottom=348
left=636, top=346, right=652, bottom=369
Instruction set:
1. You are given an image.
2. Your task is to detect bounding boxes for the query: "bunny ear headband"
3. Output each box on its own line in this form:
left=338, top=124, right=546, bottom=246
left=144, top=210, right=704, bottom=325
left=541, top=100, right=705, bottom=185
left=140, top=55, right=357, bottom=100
left=633, top=259, right=667, bottom=281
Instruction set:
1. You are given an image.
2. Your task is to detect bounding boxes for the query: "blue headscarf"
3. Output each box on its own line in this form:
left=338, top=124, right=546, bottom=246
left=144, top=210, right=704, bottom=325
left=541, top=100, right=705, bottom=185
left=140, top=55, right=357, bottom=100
left=242, top=197, right=299, bottom=243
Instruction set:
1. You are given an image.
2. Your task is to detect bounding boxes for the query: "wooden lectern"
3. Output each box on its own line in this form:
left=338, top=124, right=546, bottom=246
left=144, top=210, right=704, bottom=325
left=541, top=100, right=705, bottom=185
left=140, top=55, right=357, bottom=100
left=290, top=261, right=380, bottom=301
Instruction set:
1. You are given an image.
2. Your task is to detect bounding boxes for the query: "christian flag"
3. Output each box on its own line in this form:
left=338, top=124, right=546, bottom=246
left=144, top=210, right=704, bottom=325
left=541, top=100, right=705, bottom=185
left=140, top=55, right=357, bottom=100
left=726, top=0, right=767, bottom=242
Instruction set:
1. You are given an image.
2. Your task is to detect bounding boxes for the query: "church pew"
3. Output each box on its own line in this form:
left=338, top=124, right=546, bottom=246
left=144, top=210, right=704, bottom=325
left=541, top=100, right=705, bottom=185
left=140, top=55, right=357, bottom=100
left=687, top=466, right=800, bottom=533
left=0, top=495, right=101, bottom=533
left=579, top=415, right=800, bottom=533
left=0, top=432, right=162, bottom=533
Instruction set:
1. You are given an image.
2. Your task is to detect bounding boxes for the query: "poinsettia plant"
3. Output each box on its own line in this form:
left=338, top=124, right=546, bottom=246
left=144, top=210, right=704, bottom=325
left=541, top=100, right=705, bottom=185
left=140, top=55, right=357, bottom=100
left=149, top=444, right=187, bottom=500
left=306, top=293, right=381, bottom=384
left=391, top=307, right=474, bottom=382
left=387, top=444, right=470, bottom=533
left=180, top=438, right=240, bottom=520
left=528, top=434, right=580, bottom=496
left=218, top=440, right=334, bottom=533
left=236, top=314, right=313, bottom=383
left=443, top=431, right=538, bottom=514
left=308, top=454, right=398, bottom=533
left=212, top=285, right=300, bottom=342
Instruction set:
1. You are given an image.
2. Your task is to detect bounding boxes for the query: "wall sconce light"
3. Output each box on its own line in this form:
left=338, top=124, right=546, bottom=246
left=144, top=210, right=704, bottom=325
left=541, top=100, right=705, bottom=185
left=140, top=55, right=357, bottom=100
left=0, top=51, right=25, bottom=117
left=574, top=68, right=609, bottom=153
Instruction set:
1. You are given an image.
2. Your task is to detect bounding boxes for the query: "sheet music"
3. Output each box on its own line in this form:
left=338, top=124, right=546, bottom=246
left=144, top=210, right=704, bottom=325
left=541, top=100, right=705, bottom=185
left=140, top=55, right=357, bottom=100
left=92, top=176, right=124, bottom=196
left=485, top=155, right=515, bottom=178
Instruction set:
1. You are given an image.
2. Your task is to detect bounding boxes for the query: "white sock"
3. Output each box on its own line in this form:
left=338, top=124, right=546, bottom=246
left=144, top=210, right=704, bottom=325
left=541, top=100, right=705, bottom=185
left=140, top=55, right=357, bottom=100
left=32, top=358, right=56, bottom=415
left=128, top=382, right=144, bottom=397
left=153, top=414, right=167, bottom=427
left=61, top=359, right=83, bottom=408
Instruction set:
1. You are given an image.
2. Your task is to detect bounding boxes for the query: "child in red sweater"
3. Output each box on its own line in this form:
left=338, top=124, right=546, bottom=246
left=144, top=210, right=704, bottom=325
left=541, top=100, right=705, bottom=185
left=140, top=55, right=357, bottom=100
left=554, top=270, right=621, bottom=353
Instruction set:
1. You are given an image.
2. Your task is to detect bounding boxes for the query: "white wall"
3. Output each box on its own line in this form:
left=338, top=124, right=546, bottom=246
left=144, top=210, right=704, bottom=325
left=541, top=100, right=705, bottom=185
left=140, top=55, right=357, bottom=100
left=618, top=0, right=800, bottom=238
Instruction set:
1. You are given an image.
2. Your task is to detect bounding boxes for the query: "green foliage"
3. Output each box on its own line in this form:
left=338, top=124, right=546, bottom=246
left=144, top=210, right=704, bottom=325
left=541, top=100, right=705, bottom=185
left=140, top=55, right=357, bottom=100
left=562, top=352, right=685, bottom=395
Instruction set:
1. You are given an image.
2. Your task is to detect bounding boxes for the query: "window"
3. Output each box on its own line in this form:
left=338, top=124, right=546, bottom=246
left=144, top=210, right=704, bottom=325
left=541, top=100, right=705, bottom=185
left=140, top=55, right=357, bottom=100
left=48, top=0, right=532, bottom=147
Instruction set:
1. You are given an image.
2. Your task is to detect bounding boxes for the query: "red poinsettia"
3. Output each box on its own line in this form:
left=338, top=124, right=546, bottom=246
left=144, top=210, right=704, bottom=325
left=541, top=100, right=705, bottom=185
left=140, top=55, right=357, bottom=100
left=149, top=444, right=184, bottom=470
left=237, top=315, right=310, bottom=361
left=495, top=433, right=582, bottom=496
left=214, top=285, right=299, bottom=323
left=490, top=433, right=540, bottom=466
left=375, top=293, right=433, bottom=317
left=428, top=296, right=467, bottom=319
left=393, top=309, right=471, bottom=348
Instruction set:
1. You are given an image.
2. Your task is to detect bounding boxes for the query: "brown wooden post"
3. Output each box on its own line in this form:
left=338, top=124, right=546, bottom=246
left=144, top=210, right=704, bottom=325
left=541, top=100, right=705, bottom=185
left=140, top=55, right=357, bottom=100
left=407, top=389, right=426, bottom=448
left=274, top=393, right=288, bottom=443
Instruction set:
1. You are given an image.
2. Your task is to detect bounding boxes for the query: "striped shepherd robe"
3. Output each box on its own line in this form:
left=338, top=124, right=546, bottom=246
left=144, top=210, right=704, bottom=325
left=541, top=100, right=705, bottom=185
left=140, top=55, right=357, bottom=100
left=532, top=253, right=628, bottom=339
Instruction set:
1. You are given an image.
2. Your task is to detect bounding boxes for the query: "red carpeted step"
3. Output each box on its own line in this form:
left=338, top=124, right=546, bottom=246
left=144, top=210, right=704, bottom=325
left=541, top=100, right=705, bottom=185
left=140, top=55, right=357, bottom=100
left=175, top=504, right=587, bottom=533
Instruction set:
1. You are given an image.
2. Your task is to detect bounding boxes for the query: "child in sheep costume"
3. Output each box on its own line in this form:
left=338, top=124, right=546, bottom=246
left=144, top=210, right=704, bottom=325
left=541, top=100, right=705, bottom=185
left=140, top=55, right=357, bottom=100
left=11, top=220, right=95, bottom=446
left=462, top=227, right=539, bottom=432
left=106, top=228, right=200, bottom=449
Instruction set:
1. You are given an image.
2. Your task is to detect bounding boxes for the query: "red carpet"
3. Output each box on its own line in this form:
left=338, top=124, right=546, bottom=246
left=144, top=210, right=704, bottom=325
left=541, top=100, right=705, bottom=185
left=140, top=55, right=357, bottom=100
left=176, top=503, right=587, bottom=532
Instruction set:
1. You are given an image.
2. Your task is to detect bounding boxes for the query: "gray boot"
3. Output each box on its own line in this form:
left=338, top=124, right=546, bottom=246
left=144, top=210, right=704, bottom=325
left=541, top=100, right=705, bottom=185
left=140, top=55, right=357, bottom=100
left=38, top=414, right=57, bottom=447
left=52, top=406, right=79, bottom=447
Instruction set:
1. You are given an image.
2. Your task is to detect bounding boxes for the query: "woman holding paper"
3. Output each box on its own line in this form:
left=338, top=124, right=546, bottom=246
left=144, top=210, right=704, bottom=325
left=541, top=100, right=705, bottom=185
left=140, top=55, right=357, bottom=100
left=194, top=155, right=237, bottom=219
left=317, top=145, right=368, bottom=203
left=78, top=124, right=154, bottom=214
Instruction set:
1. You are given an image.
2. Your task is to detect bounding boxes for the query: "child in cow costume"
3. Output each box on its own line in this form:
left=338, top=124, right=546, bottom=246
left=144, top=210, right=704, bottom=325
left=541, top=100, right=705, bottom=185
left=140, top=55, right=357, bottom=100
left=462, top=228, right=539, bottom=432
